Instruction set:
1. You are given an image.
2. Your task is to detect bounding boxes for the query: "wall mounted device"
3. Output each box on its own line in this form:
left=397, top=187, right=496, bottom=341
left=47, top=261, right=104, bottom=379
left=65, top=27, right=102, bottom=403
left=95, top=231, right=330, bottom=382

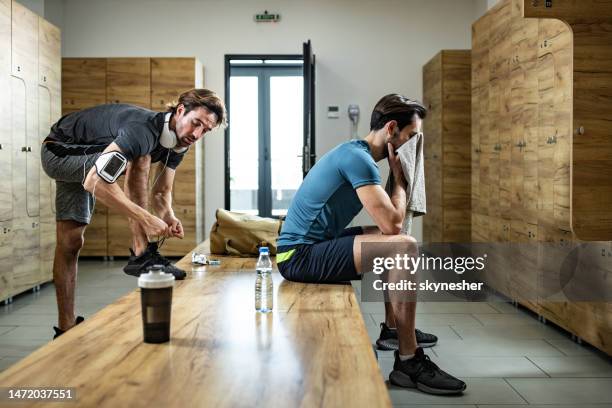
left=327, top=106, right=339, bottom=119
left=348, top=104, right=360, bottom=139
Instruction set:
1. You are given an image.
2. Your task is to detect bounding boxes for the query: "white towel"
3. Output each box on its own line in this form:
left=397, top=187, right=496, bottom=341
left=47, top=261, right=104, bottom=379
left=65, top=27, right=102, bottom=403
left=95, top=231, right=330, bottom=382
left=384, top=133, right=427, bottom=235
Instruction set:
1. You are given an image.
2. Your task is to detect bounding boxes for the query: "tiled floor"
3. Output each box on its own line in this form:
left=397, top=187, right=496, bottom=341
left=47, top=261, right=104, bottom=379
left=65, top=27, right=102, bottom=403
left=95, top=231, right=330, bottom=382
left=1, top=261, right=611, bottom=407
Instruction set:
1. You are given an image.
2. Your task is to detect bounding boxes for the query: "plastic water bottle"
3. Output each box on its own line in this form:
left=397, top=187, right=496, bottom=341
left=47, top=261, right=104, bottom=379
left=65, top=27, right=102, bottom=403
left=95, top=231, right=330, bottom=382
left=255, top=247, right=273, bottom=312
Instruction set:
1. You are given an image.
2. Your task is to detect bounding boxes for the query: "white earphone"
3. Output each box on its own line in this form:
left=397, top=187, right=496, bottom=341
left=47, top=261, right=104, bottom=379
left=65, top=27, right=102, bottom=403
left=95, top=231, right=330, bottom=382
left=160, top=112, right=188, bottom=153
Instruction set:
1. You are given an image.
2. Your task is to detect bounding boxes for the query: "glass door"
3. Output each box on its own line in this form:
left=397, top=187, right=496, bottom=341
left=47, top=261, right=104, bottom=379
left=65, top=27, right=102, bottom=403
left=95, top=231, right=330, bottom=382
left=227, top=60, right=306, bottom=217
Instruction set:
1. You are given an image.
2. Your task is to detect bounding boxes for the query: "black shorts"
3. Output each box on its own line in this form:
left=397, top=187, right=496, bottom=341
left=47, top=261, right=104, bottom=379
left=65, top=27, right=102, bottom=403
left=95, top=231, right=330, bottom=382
left=277, top=227, right=363, bottom=283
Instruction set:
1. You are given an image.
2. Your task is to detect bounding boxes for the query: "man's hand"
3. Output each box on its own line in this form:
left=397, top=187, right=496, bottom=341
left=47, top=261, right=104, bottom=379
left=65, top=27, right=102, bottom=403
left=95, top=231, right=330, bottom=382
left=163, top=214, right=185, bottom=239
left=388, top=143, right=407, bottom=189
left=140, top=213, right=170, bottom=238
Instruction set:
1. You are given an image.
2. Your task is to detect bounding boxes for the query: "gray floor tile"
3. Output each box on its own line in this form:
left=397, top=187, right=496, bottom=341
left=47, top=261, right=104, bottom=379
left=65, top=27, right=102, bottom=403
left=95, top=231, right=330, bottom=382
left=394, top=405, right=477, bottom=408
left=528, top=355, right=612, bottom=377
left=359, top=302, right=385, bottom=314
left=506, top=378, right=612, bottom=404
left=479, top=405, right=605, bottom=408
left=0, top=356, right=23, bottom=372
left=414, top=302, right=499, bottom=314
left=0, top=326, right=17, bottom=336
left=0, top=325, right=55, bottom=341
left=452, top=324, right=568, bottom=341
left=545, top=338, right=600, bottom=356
left=370, top=313, right=484, bottom=327
left=433, top=338, right=564, bottom=357
left=379, top=354, right=546, bottom=379
left=388, top=378, right=526, bottom=405
left=487, top=301, right=522, bottom=314
left=0, top=338, right=47, bottom=357
left=472, top=313, right=540, bottom=326
left=0, top=313, right=57, bottom=326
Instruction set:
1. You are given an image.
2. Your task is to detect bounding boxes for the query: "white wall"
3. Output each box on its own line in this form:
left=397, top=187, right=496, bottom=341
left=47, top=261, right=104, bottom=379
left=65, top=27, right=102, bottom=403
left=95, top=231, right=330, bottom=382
left=58, top=0, right=481, bottom=241
left=17, top=0, right=44, bottom=16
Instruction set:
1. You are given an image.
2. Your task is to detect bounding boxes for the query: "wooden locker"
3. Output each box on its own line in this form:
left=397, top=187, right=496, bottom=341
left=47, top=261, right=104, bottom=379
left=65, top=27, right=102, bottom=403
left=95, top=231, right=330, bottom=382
left=0, top=223, right=12, bottom=301
left=12, top=0, right=39, bottom=219
left=473, top=0, right=612, bottom=355
left=423, top=53, right=442, bottom=243
left=422, top=51, right=470, bottom=243
left=62, top=58, right=109, bottom=257
left=38, top=17, right=60, bottom=282
left=106, top=58, right=151, bottom=106
left=11, top=0, right=40, bottom=296
left=0, top=0, right=11, bottom=225
left=441, top=51, right=471, bottom=242
left=149, top=58, right=203, bottom=256
left=62, top=58, right=107, bottom=114
left=0, top=0, right=11, bottom=301
left=106, top=58, right=151, bottom=256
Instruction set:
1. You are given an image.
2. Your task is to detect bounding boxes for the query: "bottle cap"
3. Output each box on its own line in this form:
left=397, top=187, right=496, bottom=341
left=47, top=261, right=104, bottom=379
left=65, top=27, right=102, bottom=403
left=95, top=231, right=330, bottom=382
left=138, top=265, right=175, bottom=289
left=259, top=247, right=269, bottom=253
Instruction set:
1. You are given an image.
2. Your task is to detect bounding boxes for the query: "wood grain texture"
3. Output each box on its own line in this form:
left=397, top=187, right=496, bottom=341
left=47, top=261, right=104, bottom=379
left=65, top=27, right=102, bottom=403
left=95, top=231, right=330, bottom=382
left=524, top=0, right=612, bottom=240
left=149, top=58, right=202, bottom=255
left=12, top=0, right=39, bottom=218
left=474, top=0, right=611, bottom=356
left=105, top=59, right=149, bottom=256
left=38, top=16, right=60, bottom=282
left=61, top=58, right=106, bottom=113
left=0, top=241, right=391, bottom=407
left=61, top=58, right=108, bottom=256
left=423, top=50, right=471, bottom=243
left=62, top=58, right=203, bottom=256
left=0, top=0, right=11, bottom=224
left=106, top=58, right=151, bottom=107
left=0, top=222, right=12, bottom=302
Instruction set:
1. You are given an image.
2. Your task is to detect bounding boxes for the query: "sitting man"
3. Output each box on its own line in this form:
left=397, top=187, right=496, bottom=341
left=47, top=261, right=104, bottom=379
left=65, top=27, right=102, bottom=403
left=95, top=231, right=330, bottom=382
left=277, top=94, right=466, bottom=395
left=41, top=89, right=226, bottom=337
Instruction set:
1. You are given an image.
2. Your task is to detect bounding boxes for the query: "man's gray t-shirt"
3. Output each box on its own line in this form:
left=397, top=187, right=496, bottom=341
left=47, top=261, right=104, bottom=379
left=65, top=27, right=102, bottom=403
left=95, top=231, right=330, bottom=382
left=47, top=104, right=186, bottom=169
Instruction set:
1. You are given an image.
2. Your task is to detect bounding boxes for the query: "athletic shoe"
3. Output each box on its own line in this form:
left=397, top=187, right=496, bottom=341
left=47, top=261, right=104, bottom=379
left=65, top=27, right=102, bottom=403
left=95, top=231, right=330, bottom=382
left=389, top=347, right=466, bottom=395
left=53, top=316, right=85, bottom=339
left=123, top=242, right=186, bottom=280
left=376, top=323, right=438, bottom=350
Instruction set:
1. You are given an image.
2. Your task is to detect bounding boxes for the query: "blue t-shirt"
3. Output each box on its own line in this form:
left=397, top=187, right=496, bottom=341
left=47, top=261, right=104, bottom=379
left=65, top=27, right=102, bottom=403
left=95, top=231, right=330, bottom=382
left=278, top=140, right=381, bottom=246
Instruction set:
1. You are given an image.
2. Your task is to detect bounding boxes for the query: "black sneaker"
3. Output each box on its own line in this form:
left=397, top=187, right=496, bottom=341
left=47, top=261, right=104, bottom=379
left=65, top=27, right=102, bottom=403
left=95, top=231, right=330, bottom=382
left=53, top=316, right=85, bottom=339
left=376, top=323, right=438, bottom=350
left=123, top=242, right=186, bottom=280
left=389, top=347, right=466, bottom=395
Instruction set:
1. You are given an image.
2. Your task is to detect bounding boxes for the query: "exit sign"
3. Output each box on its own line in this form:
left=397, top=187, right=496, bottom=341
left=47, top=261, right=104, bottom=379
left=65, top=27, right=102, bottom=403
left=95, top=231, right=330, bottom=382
left=255, top=11, right=280, bottom=22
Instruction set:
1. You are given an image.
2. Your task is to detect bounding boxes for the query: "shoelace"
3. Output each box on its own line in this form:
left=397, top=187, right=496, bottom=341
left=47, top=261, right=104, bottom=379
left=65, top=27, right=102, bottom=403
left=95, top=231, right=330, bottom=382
left=415, top=353, right=440, bottom=378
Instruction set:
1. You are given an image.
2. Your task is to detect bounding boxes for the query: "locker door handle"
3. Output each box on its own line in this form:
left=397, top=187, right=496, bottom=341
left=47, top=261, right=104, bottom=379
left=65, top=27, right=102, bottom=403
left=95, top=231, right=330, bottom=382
left=21, top=146, right=27, bottom=152
left=27, top=146, right=32, bottom=152
left=0, top=143, right=2, bottom=150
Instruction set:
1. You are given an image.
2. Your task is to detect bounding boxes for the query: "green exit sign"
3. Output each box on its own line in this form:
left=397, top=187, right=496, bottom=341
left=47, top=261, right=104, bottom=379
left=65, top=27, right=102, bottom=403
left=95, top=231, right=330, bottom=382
left=255, top=11, right=280, bottom=22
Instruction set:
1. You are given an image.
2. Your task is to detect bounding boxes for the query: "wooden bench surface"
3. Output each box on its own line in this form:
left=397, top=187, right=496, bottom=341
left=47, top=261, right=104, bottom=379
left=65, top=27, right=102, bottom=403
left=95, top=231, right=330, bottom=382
left=0, top=241, right=391, bottom=407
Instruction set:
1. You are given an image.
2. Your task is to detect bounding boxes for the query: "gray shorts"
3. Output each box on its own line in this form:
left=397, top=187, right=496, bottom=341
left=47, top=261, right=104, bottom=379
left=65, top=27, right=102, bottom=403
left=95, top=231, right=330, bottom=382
left=41, top=141, right=106, bottom=225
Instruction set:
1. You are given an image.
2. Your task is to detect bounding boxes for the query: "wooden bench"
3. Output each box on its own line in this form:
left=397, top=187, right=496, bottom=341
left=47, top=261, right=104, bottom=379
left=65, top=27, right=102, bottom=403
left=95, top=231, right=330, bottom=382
left=0, top=241, right=391, bottom=407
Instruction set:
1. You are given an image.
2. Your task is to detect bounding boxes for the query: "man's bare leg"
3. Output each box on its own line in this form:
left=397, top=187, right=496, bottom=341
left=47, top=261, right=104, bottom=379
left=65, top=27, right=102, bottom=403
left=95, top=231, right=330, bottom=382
left=361, top=226, right=398, bottom=330
left=54, top=220, right=86, bottom=331
left=124, top=156, right=151, bottom=255
left=354, top=232, right=418, bottom=355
